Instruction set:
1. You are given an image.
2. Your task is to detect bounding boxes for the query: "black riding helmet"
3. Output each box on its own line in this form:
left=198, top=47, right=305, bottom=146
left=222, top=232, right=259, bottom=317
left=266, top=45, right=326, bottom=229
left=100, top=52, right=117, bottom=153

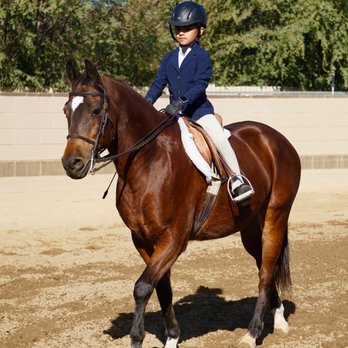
left=169, top=1, right=207, bottom=42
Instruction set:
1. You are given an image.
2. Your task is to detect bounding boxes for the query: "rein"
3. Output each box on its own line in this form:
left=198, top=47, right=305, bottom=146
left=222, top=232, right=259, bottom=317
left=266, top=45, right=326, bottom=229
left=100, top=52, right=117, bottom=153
left=95, top=111, right=176, bottom=164
left=67, top=89, right=177, bottom=174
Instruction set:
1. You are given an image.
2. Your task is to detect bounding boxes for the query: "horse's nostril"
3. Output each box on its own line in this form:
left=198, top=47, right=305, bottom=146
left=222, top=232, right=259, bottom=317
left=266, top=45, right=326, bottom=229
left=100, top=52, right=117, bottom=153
left=69, top=157, right=84, bottom=170
left=61, top=156, right=88, bottom=179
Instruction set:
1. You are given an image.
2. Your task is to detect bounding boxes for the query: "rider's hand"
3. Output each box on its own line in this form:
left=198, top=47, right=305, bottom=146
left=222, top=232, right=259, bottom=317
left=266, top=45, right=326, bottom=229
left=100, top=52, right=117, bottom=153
left=165, top=97, right=188, bottom=116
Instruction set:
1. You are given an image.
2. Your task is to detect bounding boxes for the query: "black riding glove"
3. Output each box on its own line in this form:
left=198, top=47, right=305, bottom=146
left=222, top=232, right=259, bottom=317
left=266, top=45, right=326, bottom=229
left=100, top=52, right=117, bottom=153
left=165, top=97, right=188, bottom=117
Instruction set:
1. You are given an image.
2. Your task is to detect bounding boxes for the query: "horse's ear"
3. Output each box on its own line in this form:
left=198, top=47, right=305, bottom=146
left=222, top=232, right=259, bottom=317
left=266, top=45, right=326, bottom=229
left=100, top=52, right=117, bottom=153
left=85, top=59, right=102, bottom=85
left=66, top=58, right=81, bottom=84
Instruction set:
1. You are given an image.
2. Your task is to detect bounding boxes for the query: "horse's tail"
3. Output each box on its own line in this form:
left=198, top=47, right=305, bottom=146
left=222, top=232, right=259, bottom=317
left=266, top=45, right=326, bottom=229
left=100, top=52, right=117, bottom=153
left=275, top=224, right=292, bottom=293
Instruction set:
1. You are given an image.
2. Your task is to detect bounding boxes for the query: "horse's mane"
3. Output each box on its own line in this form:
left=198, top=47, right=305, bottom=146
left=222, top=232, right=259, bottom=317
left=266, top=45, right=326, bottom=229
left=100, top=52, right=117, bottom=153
left=103, top=73, right=131, bottom=87
left=102, top=74, right=148, bottom=101
left=80, top=70, right=154, bottom=109
left=78, top=72, right=132, bottom=92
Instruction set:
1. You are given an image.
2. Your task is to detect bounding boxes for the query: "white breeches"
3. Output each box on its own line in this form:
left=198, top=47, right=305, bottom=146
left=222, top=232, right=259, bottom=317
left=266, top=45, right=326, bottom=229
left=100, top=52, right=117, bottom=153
left=194, top=114, right=242, bottom=184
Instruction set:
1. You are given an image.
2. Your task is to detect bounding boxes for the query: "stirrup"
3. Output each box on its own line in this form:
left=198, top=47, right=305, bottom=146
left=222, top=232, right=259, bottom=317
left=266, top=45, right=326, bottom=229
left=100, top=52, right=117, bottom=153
left=227, top=175, right=255, bottom=203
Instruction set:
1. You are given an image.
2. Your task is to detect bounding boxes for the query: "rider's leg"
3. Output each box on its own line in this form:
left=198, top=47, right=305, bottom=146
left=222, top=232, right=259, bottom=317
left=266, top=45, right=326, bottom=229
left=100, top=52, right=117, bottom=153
left=194, top=114, right=254, bottom=202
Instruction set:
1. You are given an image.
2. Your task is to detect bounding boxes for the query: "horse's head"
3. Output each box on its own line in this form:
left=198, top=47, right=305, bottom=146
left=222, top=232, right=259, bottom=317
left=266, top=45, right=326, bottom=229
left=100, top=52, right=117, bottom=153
left=61, top=59, right=115, bottom=179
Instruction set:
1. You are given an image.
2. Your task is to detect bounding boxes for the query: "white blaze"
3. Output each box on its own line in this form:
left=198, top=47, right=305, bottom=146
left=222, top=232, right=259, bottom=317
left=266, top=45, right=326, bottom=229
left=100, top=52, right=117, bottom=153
left=71, top=96, right=84, bottom=112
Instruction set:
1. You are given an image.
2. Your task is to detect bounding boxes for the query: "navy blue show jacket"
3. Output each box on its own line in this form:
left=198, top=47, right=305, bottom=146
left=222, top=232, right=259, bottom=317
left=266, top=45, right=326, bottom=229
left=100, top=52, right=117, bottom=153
left=145, top=42, right=214, bottom=120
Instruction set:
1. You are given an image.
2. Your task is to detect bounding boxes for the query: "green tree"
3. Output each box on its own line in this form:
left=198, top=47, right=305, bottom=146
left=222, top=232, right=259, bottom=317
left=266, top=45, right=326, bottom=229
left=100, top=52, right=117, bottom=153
left=202, top=0, right=348, bottom=90
left=0, top=0, right=89, bottom=91
left=0, top=0, right=348, bottom=91
left=83, top=0, right=176, bottom=88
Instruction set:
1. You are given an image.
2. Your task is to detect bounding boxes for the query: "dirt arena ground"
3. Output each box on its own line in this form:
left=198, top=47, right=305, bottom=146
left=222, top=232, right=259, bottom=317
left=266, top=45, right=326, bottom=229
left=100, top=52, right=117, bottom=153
left=0, top=169, right=347, bottom=348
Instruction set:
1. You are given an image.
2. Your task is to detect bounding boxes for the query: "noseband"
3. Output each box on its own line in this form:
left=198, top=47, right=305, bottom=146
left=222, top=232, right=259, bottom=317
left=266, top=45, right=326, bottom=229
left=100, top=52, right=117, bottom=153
left=67, top=90, right=114, bottom=174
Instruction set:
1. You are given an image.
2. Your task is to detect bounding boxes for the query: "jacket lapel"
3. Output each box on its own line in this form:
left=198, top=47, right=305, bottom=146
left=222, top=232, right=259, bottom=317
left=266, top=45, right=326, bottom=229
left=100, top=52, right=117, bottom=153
left=179, top=52, right=193, bottom=71
left=180, top=43, right=199, bottom=71
left=169, top=43, right=200, bottom=72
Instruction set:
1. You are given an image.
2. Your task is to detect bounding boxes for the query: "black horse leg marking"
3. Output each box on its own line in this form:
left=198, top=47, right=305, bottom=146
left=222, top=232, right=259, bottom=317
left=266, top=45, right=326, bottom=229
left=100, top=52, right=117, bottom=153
left=269, top=285, right=281, bottom=311
left=248, top=288, right=270, bottom=338
left=156, top=271, right=180, bottom=340
left=130, top=279, right=153, bottom=347
left=239, top=218, right=264, bottom=344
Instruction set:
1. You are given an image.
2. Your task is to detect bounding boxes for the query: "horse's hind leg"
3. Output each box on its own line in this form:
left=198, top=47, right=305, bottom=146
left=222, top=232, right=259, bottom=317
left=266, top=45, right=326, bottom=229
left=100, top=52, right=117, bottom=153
left=239, top=217, right=262, bottom=347
left=269, top=227, right=290, bottom=334
left=239, top=211, right=290, bottom=347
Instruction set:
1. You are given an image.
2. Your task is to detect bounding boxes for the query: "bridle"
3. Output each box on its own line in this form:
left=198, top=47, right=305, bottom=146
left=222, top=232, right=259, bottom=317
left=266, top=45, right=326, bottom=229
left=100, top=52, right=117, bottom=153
left=67, top=88, right=177, bottom=174
left=67, top=90, right=114, bottom=174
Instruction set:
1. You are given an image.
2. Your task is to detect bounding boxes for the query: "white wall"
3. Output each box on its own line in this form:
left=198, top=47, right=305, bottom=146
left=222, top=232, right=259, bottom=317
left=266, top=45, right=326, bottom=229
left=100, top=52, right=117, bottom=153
left=1, top=93, right=347, bottom=176
left=154, top=95, right=348, bottom=156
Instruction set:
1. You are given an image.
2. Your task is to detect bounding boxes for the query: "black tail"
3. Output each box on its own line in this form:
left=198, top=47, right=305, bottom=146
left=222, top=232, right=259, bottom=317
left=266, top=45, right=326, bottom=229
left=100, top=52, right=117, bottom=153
left=275, top=225, right=292, bottom=292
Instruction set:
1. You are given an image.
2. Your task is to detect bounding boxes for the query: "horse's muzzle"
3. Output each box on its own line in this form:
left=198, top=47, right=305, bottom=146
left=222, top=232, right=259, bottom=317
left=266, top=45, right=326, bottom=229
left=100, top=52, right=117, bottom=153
left=61, top=155, right=90, bottom=179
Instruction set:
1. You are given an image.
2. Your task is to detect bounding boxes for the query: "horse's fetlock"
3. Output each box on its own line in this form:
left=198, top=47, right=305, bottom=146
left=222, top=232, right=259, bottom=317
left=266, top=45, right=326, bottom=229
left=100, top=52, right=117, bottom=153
left=248, top=319, right=263, bottom=339
left=166, top=327, right=180, bottom=341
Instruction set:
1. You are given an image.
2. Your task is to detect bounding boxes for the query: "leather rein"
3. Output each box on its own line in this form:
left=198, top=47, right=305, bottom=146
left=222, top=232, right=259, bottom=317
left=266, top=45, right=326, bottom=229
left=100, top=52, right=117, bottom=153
left=67, top=90, right=177, bottom=174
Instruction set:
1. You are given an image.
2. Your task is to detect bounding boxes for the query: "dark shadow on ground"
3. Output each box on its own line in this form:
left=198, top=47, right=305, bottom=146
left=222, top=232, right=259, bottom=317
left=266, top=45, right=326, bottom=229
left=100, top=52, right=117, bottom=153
left=104, top=285, right=296, bottom=346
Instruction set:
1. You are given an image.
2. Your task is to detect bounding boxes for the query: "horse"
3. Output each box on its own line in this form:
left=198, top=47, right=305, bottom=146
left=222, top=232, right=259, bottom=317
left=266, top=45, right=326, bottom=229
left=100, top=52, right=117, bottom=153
left=61, top=59, right=301, bottom=348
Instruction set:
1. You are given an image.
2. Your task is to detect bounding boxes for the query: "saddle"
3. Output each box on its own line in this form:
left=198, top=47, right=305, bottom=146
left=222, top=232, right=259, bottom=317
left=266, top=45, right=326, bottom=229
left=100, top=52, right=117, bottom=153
left=181, top=115, right=233, bottom=180
left=179, top=114, right=239, bottom=236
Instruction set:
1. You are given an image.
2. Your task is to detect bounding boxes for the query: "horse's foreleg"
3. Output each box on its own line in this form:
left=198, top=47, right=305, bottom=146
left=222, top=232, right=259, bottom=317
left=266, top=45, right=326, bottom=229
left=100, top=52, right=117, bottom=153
left=130, top=277, right=153, bottom=348
left=156, top=271, right=180, bottom=347
left=130, top=234, right=154, bottom=347
left=130, top=231, right=184, bottom=348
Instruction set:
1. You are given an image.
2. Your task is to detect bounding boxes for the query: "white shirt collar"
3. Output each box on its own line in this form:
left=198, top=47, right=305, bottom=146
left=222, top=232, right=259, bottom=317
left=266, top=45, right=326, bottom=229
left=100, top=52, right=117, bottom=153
left=178, top=46, right=192, bottom=68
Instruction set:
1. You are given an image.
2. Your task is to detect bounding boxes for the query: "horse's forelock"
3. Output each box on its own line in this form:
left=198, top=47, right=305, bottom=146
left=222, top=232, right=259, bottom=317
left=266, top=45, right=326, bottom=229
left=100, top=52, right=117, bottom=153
left=79, top=73, right=105, bottom=94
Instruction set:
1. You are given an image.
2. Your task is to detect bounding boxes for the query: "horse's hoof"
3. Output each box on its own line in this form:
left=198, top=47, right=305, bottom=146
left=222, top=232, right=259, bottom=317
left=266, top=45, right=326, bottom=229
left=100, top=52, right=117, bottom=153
left=164, top=336, right=179, bottom=348
left=238, top=332, right=256, bottom=348
left=274, top=319, right=290, bottom=334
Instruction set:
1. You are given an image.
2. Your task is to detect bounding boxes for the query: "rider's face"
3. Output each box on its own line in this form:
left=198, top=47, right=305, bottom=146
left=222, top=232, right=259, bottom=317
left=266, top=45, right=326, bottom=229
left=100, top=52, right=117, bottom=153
left=174, top=25, right=204, bottom=46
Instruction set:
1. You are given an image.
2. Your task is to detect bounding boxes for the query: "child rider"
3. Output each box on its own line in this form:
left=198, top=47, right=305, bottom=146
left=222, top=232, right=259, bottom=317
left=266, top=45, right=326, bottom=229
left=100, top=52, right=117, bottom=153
left=145, top=1, right=254, bottom=204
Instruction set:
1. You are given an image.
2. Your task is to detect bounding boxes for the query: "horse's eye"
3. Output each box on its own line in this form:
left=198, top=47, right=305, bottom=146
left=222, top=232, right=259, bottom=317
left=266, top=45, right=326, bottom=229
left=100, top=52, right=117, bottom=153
left=63, top=103, right=70, bottom=118
left=92, top=108, right=101, bottom=117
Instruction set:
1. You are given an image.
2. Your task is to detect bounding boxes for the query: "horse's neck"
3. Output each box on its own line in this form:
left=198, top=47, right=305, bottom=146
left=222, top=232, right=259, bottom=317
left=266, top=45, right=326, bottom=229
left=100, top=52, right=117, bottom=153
left=119, top=100, right=165, bottom=147
left=108, top=81, right=175, bottom=168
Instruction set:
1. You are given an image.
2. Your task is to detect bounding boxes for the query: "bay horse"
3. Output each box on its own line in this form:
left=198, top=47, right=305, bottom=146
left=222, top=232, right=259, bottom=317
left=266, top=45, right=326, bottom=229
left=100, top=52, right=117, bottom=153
left=61, top=59, right=301, bottom=348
